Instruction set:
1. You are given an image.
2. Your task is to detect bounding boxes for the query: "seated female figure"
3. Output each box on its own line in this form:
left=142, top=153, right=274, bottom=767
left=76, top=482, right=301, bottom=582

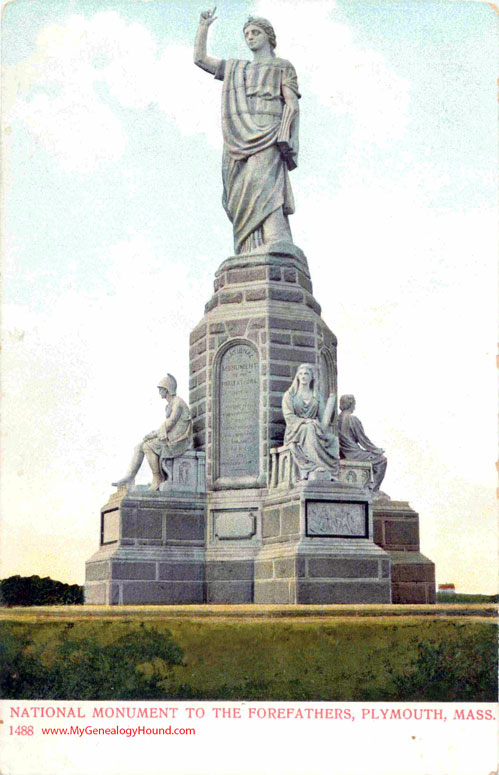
left=282, top=364, right=339, bottom=481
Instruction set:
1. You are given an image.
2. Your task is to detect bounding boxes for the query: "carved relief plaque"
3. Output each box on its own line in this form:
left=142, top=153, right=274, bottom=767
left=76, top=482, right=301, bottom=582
left=306, top=500, right=368, bottom=538
left=218, top=343, right=259, bottom=479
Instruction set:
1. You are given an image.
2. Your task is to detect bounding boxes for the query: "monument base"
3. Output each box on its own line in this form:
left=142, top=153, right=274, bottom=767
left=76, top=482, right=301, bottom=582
left=254, top=547, right=391, bottom=604
left=253, top=480, right=391, bottom=604
left=204, top=487, right=263, bottom=604
left=84, top=485, right=206, bottom=605
left=390, top=552, right=436, bottom=604
left=373, top=500, right=436, bottom=604
left=201, top=462, right=392, bottom=605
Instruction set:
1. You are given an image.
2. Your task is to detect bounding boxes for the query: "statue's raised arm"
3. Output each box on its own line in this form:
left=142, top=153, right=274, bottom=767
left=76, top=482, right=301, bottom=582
left=194, top=8, right=222, bottom=75
left=193, top=13, right=301, bottom=255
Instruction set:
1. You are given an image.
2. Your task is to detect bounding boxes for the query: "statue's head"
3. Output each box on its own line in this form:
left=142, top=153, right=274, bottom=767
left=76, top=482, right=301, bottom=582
left=288, top=363, right=323, bottom=400
left=340, top=394, right=356, bottom=411
left=296, top=363, right=315, bottom=387
left=157, top=374, right=177, bottom=397
left=243, top=16, right=276, bottom=52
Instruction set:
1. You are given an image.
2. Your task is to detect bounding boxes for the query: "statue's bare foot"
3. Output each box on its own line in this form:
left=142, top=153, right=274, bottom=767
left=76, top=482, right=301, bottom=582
left=112, top=476, right=133, bottom=488
left=150, top=474, right=162, bottom=491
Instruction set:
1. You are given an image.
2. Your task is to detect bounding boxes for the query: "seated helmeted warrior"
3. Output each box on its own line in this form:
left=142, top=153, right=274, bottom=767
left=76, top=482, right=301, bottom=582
left=112, top=375, right=192, bottom=491
left=338, top=394, right=388, bottom=499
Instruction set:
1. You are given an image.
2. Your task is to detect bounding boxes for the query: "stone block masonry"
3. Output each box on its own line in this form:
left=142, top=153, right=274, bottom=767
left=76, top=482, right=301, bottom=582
left=189, top=246, right=338, bottom=490
left=85, top=489, right=206, bottom=605
left=86, top=244, right=436, bottom=605
left=373, top=501, right=436, bottom=604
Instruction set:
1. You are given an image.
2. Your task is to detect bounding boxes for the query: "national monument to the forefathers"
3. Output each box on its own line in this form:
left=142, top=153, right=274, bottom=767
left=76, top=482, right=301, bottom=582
left=85, top=11, right=436, bottom=605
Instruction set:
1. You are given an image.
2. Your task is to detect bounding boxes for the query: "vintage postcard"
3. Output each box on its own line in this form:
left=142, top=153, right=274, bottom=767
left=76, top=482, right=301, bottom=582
left=1, top=0, right=497, bottom=773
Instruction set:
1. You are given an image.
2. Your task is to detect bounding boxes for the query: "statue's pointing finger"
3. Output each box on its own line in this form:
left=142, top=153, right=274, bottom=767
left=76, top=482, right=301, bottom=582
left=201, top=7, right=217, bottom=24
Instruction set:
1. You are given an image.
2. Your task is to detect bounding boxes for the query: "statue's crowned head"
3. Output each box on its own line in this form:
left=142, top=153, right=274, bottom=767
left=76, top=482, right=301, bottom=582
left=157, top=374, right=177, bottom=395
left=340, top=394, right=356, bottom=411
left=243, top=16, right=277, bottom=50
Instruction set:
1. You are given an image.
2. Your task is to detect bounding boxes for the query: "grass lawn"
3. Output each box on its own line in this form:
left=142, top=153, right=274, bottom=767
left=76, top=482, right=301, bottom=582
left=1, top=614, right=496, bottom=702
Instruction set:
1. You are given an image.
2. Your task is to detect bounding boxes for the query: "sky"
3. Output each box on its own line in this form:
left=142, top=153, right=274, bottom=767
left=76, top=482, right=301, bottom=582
left=1, top=0, right=497, bottom=593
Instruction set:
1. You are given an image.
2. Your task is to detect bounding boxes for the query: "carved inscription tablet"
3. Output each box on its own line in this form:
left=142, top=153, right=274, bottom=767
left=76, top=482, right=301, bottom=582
left=213, top=510, right=257, bottom=540
left=218, top=343, right=259, bottom=479
left=101, top=509, right=120, bottom=544
left=306, top=500, right=368, bottom=538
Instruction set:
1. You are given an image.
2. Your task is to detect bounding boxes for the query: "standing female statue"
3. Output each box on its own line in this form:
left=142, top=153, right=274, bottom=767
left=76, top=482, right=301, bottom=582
left=282, top=364, right=340, bottom=481
left=194, top=9, right=300, bottom=254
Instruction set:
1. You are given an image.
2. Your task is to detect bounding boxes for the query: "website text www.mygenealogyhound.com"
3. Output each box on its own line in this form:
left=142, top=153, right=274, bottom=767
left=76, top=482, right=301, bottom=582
left=37, top=726, right=195, bottom=738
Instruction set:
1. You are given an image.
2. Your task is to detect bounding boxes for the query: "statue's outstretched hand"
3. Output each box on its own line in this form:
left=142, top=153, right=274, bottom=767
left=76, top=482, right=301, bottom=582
left=200, top=7, right=217, bottom=26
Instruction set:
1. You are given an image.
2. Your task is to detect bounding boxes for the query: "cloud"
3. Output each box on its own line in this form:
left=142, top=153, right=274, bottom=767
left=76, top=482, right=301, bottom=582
left=4, top=11, right=220, bottom=173
left=11, top=89, right=127, bottom=172
left=3, top=4, right=409, bottom=172
left=254, top=0, right=410, bottom=143
left=4, top=4, right=410, bottom=174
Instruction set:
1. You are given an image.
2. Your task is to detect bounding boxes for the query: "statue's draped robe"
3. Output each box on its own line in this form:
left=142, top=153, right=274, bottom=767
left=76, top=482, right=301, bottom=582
left=338, top=413, right=383, bottom=463
left=338, top=411, right=387, bottom=490
left=145, top=396, right=193, bottom=474
left=282, top=389, right=339, bottom=478
left=215, top=58, right=300, bottom=253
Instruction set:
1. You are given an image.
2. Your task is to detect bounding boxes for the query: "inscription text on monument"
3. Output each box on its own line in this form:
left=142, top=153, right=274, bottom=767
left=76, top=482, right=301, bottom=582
left=218, top=343, right=260, bottom=479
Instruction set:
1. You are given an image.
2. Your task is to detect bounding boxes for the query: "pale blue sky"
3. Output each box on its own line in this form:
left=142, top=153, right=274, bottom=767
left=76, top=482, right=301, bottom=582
left=2, top=0, right=497, bottom=590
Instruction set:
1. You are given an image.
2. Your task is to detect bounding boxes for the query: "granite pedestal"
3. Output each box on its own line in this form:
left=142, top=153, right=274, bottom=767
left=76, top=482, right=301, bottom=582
left=85, top=458, right=206, bottom=605
left=373, top=500, right=436, bottom=603
left=85, top=243, right=435, bottom=605
left=251, top=454, right=391, bottom=604
left=187, top=244, right=389, bottom=604
left=189, top=243, right=338, bottom=490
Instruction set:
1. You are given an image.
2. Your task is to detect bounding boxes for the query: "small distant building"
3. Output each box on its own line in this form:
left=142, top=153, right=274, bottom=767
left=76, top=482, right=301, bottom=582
left=438, top=584, right=456, bottom=595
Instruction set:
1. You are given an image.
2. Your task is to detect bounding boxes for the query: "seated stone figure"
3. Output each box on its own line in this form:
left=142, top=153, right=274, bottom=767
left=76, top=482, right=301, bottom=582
left=338, top=394, right=388, bottom=499
left=282, top=363, right=339, bottom=481
left=112, top=375, right=193, bottom=491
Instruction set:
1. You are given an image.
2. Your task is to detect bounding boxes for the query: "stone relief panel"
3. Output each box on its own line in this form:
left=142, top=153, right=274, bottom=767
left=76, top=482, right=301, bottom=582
left=216, top=341, right=260, bottom=481
left=306, top=500, right=368, bottom=538
left=339, top=462, right=372, bottom=489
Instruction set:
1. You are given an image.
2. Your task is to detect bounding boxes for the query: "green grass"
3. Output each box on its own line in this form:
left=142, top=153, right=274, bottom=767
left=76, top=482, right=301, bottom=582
left=437, top=592, right=498, bottom=604
left=1, top=617, right=496, bottom=701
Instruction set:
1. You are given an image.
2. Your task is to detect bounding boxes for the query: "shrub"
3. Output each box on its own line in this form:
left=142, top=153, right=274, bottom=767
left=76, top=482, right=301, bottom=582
left=0, top=576, right=83, bottom=606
